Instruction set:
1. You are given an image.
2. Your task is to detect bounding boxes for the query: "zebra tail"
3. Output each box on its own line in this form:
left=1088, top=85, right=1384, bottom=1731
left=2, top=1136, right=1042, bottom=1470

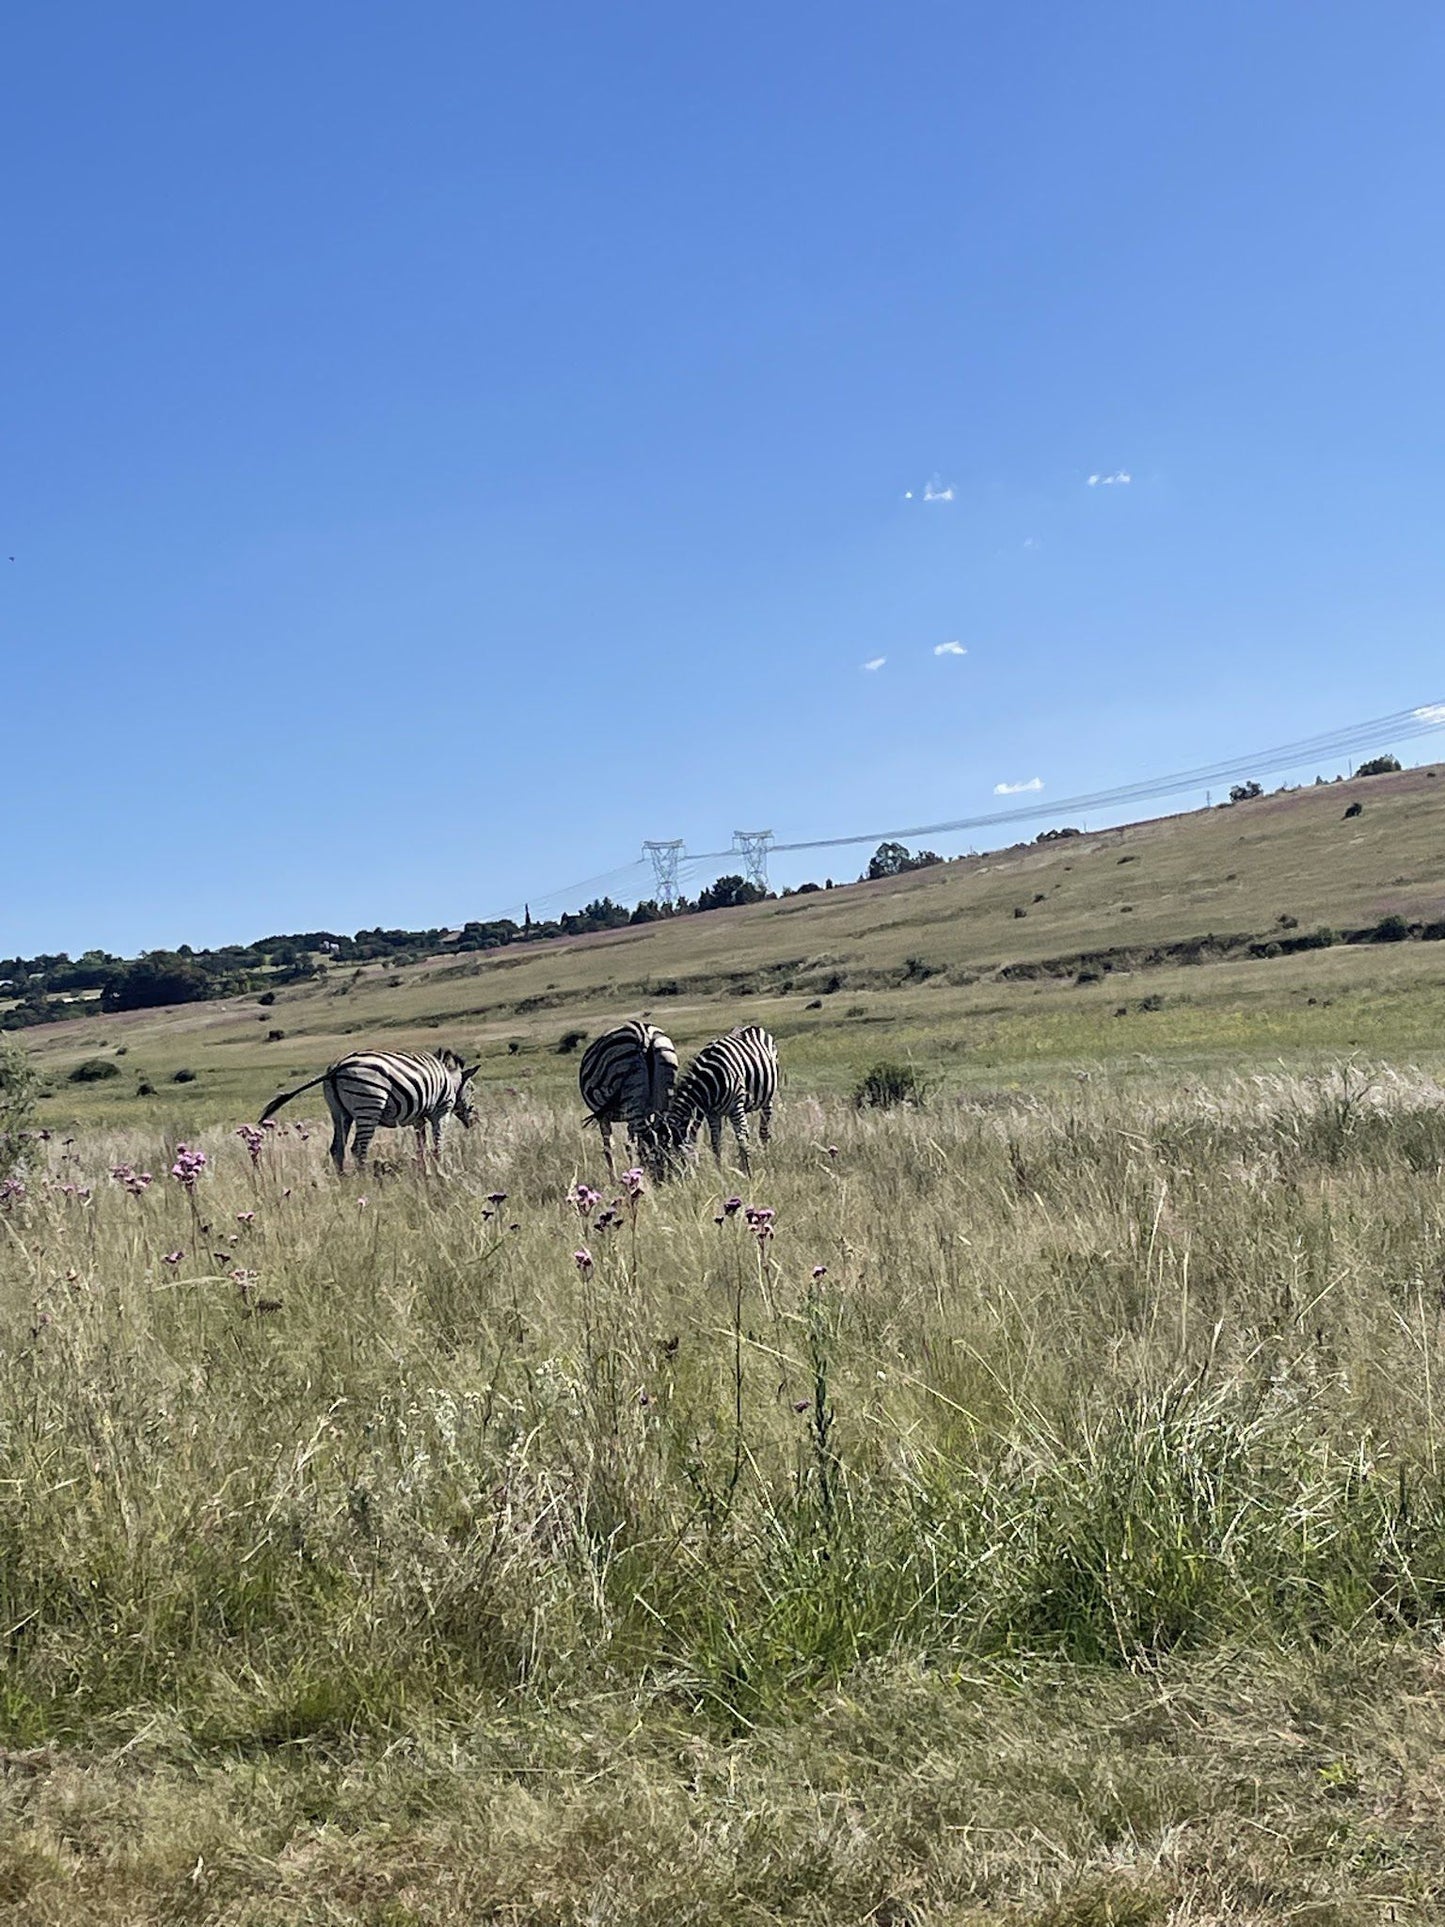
left=258, top=1072, right=328, bottom=1125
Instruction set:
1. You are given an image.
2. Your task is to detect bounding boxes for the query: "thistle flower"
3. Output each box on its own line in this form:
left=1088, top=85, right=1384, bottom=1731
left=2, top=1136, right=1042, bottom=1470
left=722, top=1195, right=744, bottom=1217
left=170, top=1145, right=207, bottom=1191
left=487, top=1191, right=508, bottom=1206
left=568, top=1182, right=602, bottom=1216
left=811, top=1264, right=827, bottom=1281
left=236, top=1211, right=255, bottom=1227
left=826, top=1145, right=839, bottom=1159
left=0, top=1178, right=25, bottom=1208
left=744, top=1205, right=775, bottom=1245
left=161, top=1250, right=183, bottom=1267
left=573, top=1247, right=594, bottom=1276
left=110, top=1164, right=152, bottom=1196
left=234, top=1124, right=266, bottom=1165
left=621, top=1167, right=645, bottom=1202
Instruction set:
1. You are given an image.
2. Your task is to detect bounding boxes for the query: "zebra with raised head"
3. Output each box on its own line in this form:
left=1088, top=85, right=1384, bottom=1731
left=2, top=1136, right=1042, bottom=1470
left=662, top=1024, right=778, bottom=1174
left=259, top=1048, right=481, bottom=1174
left=578, top=1020, right=678, bottom=1176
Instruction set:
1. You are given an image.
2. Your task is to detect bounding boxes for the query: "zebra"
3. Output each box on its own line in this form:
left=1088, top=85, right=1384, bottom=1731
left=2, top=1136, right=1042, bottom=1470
left=578, top=1020, right=678, bottom=1177
left=662, top=1024, right=778, bottom=1174
left=259, top=1048, right=481, bottom=1173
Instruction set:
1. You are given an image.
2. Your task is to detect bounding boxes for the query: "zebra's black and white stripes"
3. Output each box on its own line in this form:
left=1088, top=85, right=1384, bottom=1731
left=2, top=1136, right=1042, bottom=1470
left=663, top=1025, right=779, bottom=1173
left=578, top=1021, right=678, bottom=1176
left=259, top=1049, right=480, bottom=1173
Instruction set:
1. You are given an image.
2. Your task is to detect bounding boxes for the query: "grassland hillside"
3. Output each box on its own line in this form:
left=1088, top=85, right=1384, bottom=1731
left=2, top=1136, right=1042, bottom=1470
left=22, top=760, right=1445, bottom=1127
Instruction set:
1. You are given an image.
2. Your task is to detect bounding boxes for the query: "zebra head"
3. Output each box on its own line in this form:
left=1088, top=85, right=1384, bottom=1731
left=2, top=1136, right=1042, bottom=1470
left=440, top=1051, right=482, bottom=1128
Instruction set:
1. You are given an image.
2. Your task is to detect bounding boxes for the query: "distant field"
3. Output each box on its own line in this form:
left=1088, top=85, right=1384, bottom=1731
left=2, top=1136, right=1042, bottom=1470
left=22, top=761, right=1445, bottom=1128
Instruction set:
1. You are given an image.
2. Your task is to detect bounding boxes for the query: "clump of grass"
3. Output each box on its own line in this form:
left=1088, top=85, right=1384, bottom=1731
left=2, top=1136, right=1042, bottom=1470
left=853, top=1061, right=929, bottom=1108
left=68, top=1057, right=120, bottom=1083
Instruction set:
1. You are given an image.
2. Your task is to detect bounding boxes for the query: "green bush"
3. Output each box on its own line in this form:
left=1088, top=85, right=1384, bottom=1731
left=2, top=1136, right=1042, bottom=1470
left=556, top=1030, right=588, bottom=1056
left=1355, top=755, right=1402, bottom=777
left=172, top=1068, right=198, bottom=1084
left=68, top=1057, right=121, bottom=1083
left=0, top=1039, right=39, bottom=1177
left=854, top=1061, right=929, bottom=1110
left=1369, top=914, right=1411, bottom=944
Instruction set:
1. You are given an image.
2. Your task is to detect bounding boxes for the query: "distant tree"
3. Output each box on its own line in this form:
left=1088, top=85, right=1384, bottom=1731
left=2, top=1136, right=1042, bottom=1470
left=1354, top=755, right=1402, bottom=777
left=696, top=875, right=766, bottom=912
left=867, top=842, right=912, bottom=879
left=100, top=952, right=219, bottom=1013
left=629, top=899, right=665, bottom=925
left=1228, top=780, right=1263, bottom=803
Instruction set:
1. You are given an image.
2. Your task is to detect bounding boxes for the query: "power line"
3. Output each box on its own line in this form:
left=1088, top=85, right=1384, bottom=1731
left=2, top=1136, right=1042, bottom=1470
left=682, top=702, right=1445, bottom=861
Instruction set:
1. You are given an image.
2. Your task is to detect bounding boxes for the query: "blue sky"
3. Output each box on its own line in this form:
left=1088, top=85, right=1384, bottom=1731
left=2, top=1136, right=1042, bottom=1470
left=6, top=2, right=1445, bottom=955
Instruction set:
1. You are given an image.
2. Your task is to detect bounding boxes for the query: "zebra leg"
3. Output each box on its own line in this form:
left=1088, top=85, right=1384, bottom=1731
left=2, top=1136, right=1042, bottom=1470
left=708, top=1113, right=725, bottom=1165
left=730, top=1101, right=752, bottom=1176
left=600, top=1119, right=616, bottom=1178
left=323, top=1082, right=350, bottom=1175
left=351, top=1112, right=382, bottom=1172
left=758, top=1103, right=773, bottom=1147
left=415, top=1123, right=429, bottom=1174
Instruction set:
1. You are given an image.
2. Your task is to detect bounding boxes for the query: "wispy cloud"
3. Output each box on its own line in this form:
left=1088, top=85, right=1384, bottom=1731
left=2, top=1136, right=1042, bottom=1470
left=1022, top=535, right=1041, bottom=549
left=862, top=656, right=887, bottom=672
left=994, top=777, right=1044, bottom=795
left=933, top=640, right=967, bottom=657
left=1087, top=471, right=1131, bottom=486
left=1414, top=703, right=1445, bottom=725
left=904, top=477, right=957, bottom=503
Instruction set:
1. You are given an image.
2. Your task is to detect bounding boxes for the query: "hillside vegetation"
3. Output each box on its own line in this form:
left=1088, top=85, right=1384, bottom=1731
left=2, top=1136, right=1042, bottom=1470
left=21, top=761, right=1445, bottom=1127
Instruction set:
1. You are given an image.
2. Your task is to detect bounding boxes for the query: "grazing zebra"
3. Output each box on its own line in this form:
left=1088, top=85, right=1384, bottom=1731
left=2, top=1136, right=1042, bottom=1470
left=259, top=1049, right=480, bottom=1173
left=578, top=1020, right=679, bottom=1176
left=663, top=1024, right=778, bottom=1174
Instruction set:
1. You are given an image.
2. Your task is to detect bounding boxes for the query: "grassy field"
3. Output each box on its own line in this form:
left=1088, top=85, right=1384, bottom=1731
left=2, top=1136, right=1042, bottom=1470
left=4, top=770, right=1445, bottom=1920
left=18, top=760, right=1445, bottom=1131
left=3, top=1068, right=1445, bottom=1919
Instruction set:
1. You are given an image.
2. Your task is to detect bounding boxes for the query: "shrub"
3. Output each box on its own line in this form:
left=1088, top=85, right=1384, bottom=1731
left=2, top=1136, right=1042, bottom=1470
left=854, top=1061, right=929, bottom=1110
left=267, top=1029, right=284, bottom=1042
left=1343, top=801, right=1364, bottom=819
left=1368, top=913, right=1411, bottom=943
left=1229, top=780, right=1263, bottom=803
left=556, top=1030, right=588, bottom=1055
left=1076, top=967, right=1104, bottom=986
left=136, top=1081, right=156, bottom=1097
left=257, top=991, right=277, bottom=1007
left=1355, top=755, right=1401, bottom=777
left=69, top=1057, right=121, bottom=1083
left=172, top=1068, right=198, bottom=1084
left=0, top=1039, right=40, bottom=1178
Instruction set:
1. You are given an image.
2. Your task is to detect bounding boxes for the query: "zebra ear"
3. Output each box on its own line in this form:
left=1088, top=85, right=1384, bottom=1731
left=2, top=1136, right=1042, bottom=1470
left=459, top=1063, right=481, bottom=1084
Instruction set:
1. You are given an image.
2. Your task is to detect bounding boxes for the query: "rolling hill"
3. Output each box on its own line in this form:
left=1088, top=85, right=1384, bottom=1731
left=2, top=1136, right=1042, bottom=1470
left=24, top=761, right=1445, bottom=1124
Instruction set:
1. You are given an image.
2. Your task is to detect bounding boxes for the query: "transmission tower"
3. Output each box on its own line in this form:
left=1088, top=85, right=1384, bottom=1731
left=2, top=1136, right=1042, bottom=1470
left=642, top=839, right=685, bottom=907
left=732, top=829, right=774, bottom=893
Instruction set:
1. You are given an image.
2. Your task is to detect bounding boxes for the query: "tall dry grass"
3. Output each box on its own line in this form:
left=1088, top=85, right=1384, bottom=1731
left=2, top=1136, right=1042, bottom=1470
left=1, top=1063, right=1445, bottom=1918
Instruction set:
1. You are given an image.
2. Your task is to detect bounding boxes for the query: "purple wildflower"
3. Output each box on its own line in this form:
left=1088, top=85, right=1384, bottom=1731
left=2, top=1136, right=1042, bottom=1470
left=568, top=1182, right=602, bottom=1216
left=621, top=1167, right=645, bottom=1202
left=722, top=1195, right=744, bottom=1217
left=236, top=1211, right=255, bottom=1227
left=170, top=1145, right=207, bottom=1191
left=811, top=1264, right=827, bottom=1281
left=0, top=1178, right=26, bottom=1209
left=573, top=1247, right=594, bottom=1276
left=110, top=1164, right=153, bottom=1196
left=487, top=1191, right=507, bottom=1206
left=161, top=1250, right=184, bottom=1267
left=234, top=1124, right=266, bottom=1165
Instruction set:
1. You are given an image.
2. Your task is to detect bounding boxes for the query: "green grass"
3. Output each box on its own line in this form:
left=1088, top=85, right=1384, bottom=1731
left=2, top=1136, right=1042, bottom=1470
left=3, top=1066, right=1445, bottom=1917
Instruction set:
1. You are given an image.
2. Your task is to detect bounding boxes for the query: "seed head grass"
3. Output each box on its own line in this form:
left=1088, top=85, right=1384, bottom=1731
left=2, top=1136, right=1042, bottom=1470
left=1, top=1065, right=1445, bottom=1916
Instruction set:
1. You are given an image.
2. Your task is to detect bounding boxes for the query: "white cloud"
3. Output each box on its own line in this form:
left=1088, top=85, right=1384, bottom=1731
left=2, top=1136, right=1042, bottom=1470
left=1413, top=703, right=1445, bottom=725
left=922, top=480, right=955, bottom=503
left=1022, top=536, right=1041, bottom=549
left=862, top=656, right=887, bottom=672
left=1087, top=471, right=1131, bottom=486
left=933, top=641, right=967, bottom=657
left=994, top=777, right=1044, bottom=795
